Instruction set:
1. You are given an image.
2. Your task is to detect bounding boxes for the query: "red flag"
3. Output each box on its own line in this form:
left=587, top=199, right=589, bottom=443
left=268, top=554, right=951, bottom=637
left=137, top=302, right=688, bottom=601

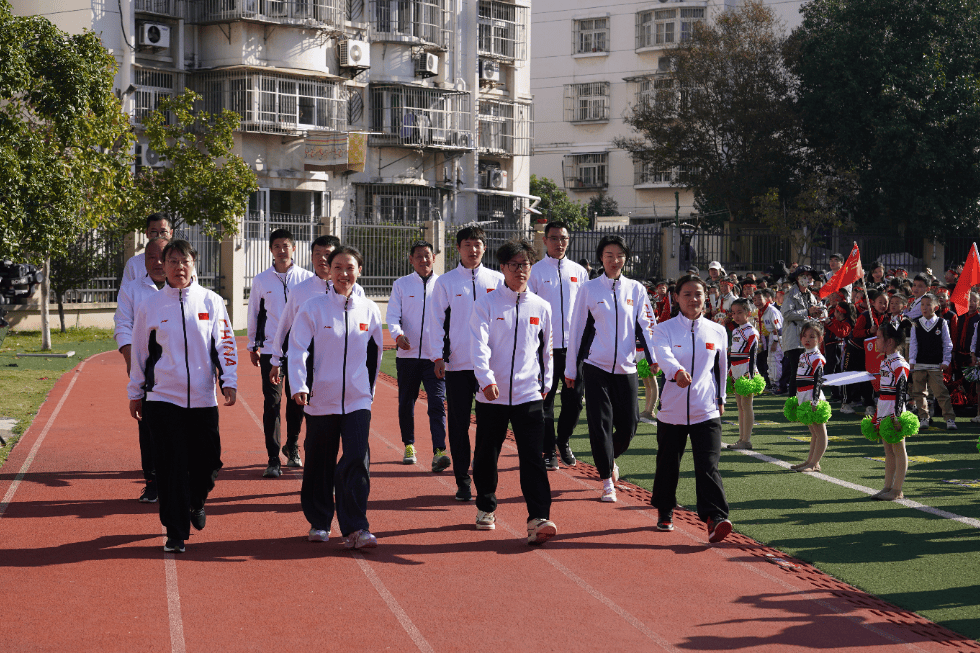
left=865, top=337, right=884, bottom=391
left=951, top=242, right=980, bottom=316
left=819, top=242, right=863, bottom=299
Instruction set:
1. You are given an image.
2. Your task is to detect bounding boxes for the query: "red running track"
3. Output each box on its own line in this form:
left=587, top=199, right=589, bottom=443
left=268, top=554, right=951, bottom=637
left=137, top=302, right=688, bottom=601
left=0, top=337, right=976, bottom=652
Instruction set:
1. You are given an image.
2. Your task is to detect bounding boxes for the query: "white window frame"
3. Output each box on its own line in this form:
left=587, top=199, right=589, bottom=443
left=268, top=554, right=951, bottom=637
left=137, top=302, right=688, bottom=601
left=564, top=82, right=610, bottom=123
left=563, top=153, right=608, bottom=190
left=573, top=17, right=609, bottom=54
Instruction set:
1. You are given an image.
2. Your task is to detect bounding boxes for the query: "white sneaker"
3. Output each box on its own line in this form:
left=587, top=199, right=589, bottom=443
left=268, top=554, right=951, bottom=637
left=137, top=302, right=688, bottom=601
left=308, top=528, right=330, bottom=542
left=865, top=405, right=876, bottom=417
left=919, top=417, right=931, bottom=429
left=840, top=403, right=856, bottom=414
left=612, top=462, right=620, bottom=483
left=344, top=529, right=378, bottom=549
left=601, top=479, right=617, bottom=502
left=970, top=415, right=980, bottom=423
left=527, top=518, right=557, bottom=545
left=475, top=510, right=496, bottom=530
left=946, top=419, right=958, bottom=431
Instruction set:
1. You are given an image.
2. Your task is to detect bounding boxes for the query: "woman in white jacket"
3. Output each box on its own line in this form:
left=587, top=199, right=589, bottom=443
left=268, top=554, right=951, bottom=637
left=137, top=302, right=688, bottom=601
left=651, top=274, right=732, bottom=543
left=128, top=240, right=238, bottom=554
left=565, top=234, right=657, bottom=503
left=289, top=246, right=384, bottom=550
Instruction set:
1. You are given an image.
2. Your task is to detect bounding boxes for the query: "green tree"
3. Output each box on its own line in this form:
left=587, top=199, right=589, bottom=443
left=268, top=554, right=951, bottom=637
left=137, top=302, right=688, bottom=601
left=529, top=175, right=588, bottom=230
left=792, top=0, right=980, bottom=236
left=615, top=0, right=803, bottom=225
left=130, top=90, right=257, bottom=238
left=587, top=191, right=619, bottom=219
left=49, top=230, right=121, bottom=332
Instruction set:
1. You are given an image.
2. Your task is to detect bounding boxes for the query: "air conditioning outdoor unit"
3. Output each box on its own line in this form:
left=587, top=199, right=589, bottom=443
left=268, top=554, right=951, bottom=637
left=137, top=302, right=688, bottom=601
left=139, top=22, right=171, bottom=49
left=137, top=143, right=165, bottom=168
left=416, top=53, right=439, bottom=78
left=339, top=39, right=371, bottom=68
left=479, top=59, right=500, bottom=82
left=488, top=168, right=507, bottom=189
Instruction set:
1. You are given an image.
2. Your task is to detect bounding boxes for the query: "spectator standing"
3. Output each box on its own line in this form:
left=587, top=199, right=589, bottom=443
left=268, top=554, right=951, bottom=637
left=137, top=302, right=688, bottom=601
left=779, top=266, right=822, bottom=394
left=122, top=213, right=173, bottom=284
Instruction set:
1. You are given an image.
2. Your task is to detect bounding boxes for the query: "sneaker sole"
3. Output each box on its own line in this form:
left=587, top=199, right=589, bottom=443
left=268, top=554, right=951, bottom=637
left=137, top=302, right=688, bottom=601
left=708, top=520, right=733, bottom=543
left=355, top=539, right=378, bottom=549
left=308, top=532, right=330, bottom=542
left=403, top=458, right=417, bottom=464
left=138, top=497, right=158, bottom=503
left=163, top=545, right=185, bottom=553
left=657, top=523, right=675, bottom=532
left=286, top=461, right=303, bottom=468
left=528, top=524, right=556, bottom=545
left=476, top=523, right=496, bottom=530
left=600, top=493, right=617, bottom=503
left=432, top=459, right=451, bottom=473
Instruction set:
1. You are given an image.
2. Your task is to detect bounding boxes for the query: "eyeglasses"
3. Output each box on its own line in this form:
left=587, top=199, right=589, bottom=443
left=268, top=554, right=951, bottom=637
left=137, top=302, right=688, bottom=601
left=505, top=261, right=532, bottom=272
left=547, top=236, right=570, bottom=243
left=166, top=258, right=193, bottom=269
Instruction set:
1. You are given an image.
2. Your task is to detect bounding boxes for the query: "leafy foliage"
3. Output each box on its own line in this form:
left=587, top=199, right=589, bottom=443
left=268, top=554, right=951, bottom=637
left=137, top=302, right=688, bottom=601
left=587, top=191, right=620, bottom=219
left=792, top=0, right=980, bottom=236
left=130, top=91, right=257, bottom=238
left=49, top=230, right=121, bottom=332
left=529, top=175, right=588, bottom=230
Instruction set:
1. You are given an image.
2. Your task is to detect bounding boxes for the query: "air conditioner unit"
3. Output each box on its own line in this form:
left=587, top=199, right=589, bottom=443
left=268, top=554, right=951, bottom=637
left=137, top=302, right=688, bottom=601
left=339, top=39, right=371, bottom=68
left=416, top=53, right=439, bottom=78
left=479, top=59, right=500, bottom=82
left=139, top=22, right=171, bottom=49
left=136, top=143, right=165, bottom=168
left=488, top=168, right=507, bottom=189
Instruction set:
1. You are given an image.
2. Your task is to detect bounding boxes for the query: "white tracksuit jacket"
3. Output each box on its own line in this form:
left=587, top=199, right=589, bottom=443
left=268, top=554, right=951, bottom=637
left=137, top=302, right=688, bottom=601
left=122, top=253, right=144, bottom=285
left=427, top=262, right=504, bottom=371
left=114, top=275, right=160, bottom=349
left=528, top=255, right=587, bottom=350
left=287, top=289, right=384, bottom=416
left=269, top=276, right=364, bottom=367
left=470, top=285, right=554, bottom=406
left=128, top=281, right=238, bottom=408
left=564, top=274, right=656, bottom=379
left=247, top=264, right=313, bottom=354
left=652, top=313, right=728, bottom=425
left=387, top=271, right=440, bottom=360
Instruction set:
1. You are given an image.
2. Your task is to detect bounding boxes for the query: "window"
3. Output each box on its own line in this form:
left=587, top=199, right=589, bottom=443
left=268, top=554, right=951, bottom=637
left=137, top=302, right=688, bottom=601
left=369, top=84, right=472, bottom=149
left=478, top=0, right=528, bottom=62
left=563, top=153, right=608, bottom=190
left=634, top=161, right=692, bottom=186
left=637, top=5, right=704, bottom=49
left=477, top=193, right=526, bottom=226
left=635, top=76, right=675, bottom=109
left=680, top=7, right=705, bottom=41
left=564, top=82, right=610, bottom=122
left=352, top=184, right=442, bottom=224
left=370, top=0, right=450, bottom=48
left=574, top=17, right=608, bottom=54
left=190, top=0, right=343, bottom=27
left=478, top=99, right=532, bottom=156
left=133, top=69, right=177, bottom=125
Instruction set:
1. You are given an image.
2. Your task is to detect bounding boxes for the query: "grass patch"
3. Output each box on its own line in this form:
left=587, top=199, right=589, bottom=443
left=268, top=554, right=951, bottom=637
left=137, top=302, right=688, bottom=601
left=0, top=327, right=118, bottom=468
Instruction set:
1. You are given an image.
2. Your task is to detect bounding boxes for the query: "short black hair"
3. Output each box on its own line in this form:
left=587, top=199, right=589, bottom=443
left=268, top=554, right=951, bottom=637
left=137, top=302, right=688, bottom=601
left=731, top=298, right=751, bottom=313
left=409, top=240, right=434, bottom=257
left=880, top=322, right=906, bottom=347
left=578, top=258, right=591, bottom=268
left=145, top=236, right=169, bottom=251
left=800, top=319, right=825, bottom=341
left=269, top=228, right=294, bottom=248
left=596, top=234, right=630, bottom=262
left=162, top=239, right=197, bottom=262
left=327, top=245, right=364, bottom=268
left=496, top=237, right=537, bottom=266
left=913, top=273, right=930, bottom=285
left=675, top=273, right=707, bottom=295
left=456, top=226, right=487, bottom=247
left=921, top=292, right=938, bottom=305
left=756, top=288, right=773, bottom=299
left=544, top=221, right=570, bottom=238
left=312, top=235, right=341, bottom=252
left=146, top=212, right=171, bottom=230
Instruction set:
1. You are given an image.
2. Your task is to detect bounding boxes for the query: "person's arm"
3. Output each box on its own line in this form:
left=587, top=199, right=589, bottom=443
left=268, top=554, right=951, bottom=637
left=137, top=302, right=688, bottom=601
left=652, top=321, right=683, bottom=383
left=747, top=332, right=758, bottom=377
left=942, top=320, right=953, bottom=368
left=635, top=285, right=657, bottom=367
left=127, top=304, right=150, bottom=402
left=715, top=331, right=727, bottom=409
left=212, top=301, right=238, bottom=405
left=539, top=305, right=554, bottom=396
left=564, top=285, right=589, bottom=382
left=368, top=307, right=383, bottom=396
left=427, top=279, right=450, bottom=369
left=287, top=306, right=316, bottom=403
left=469, top=297, right=496, bottom=393
left=246, top=275, right=261, bottom=353
left=781, top=292, right=810, bottom=323
left=811, top=359, right=825, bottom=406
left=895, top=364, right=909, bottom=409
left=387, top=279, right=405, bottom=341
left=909, top=322, right=918, bottom=367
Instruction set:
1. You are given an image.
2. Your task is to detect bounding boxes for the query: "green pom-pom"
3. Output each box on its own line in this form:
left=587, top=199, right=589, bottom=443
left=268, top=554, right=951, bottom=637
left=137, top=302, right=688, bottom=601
left=637, top=358, right=652, bottom=379
left=797, top=400, right=832, bottom=425
left=734, top=373, right=766, bottom=397
left=861, top=416, right=880, bottom=441
left=880, top=411, right=919, bottom=443
left=726, top=376, right=734, bottom=395
left=976, top=435, right=980, bottom=454
left=784, top=396, right=799, bottom=422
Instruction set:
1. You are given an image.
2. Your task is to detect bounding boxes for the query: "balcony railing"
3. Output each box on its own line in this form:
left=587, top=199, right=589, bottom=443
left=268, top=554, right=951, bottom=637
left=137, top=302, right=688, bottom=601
left=189, top=0, right=344, bottom=28
left=132, top=69, right=185, bottom=126
left=369, top=0, right=452, bottom=50
left=478, top=99, right=531, bottom=157
left=478, top=0, right=528, bottom=63
left=369, top=84, right=472, bottom=150
left=563, top=153, right=608, bottom=190
left=136, top=0, right=185, bottom=17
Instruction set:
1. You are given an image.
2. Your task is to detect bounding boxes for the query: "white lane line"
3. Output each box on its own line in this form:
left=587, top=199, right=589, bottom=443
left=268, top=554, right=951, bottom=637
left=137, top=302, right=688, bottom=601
left=732, top=448, right=980, bottom=530
left=0, top=360, right=86, bottom=519
left=238, top=391, right=264, bottom=431
left=163, top=525, right=188, bottom=653
left=351, top=551, right=435, bottom=653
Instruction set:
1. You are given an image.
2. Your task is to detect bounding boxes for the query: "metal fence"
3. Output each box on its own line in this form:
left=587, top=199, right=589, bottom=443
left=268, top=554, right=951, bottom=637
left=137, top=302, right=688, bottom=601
left=243, top=211, right=320, bottom=298
left=444, top=223, right=534, bottom=270
left=49, top=229, right=126, bottom=304
left=174, top=223, right=221, bottom=292
left=566, top=224, right=662, bottom=281
left=342, top=223, right=425, bottom=296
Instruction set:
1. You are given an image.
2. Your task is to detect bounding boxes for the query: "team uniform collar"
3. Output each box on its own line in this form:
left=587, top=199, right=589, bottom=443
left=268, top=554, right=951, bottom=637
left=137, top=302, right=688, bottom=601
left=457, top=262, right=486, bottom=276
left=676, top=312, right=705, bottom=329
left=162, top=279, right=200, bottom=299
left=496, top=284, right=529, bottom=303
left=597, top=273, right=623, bottom=290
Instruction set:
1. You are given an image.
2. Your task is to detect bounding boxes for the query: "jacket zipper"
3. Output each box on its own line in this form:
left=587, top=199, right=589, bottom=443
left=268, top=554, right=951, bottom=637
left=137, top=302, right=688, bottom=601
left=509, top=292, right=520, bottom=405
left=472, top=268, right=477, bottom=300
left=418, top=274, right=428, bottom=360
left=558, top=258, right=565, bottom=348
left=341, top=293, right=350, bottom=414
left=688, top=318, right=695, bottom=426
left=179, top=288, right=191, bottom=408
left=611, top=279, right=619, bottom=373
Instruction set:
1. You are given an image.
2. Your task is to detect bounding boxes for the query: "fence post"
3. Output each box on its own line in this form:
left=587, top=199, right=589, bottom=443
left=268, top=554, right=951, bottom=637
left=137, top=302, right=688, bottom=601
left=662, top=225, right=680, bottom=280
left=925, top=238, right=944, bottom=275
left=220, top=222, right=247, bottom=330
left=320, top=216, right=341, bottom=238
left=124, top=231, right=140, bottom=263
left=425, top=220, right=445, bottom=275
left=533, top=221, right=546, bottom=260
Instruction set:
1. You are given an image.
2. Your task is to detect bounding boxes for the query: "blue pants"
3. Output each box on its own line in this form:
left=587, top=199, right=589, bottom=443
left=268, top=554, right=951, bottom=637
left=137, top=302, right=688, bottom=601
left=395, top=357, right=447, bottom=453
left=302, top=410, right=372, bottom=536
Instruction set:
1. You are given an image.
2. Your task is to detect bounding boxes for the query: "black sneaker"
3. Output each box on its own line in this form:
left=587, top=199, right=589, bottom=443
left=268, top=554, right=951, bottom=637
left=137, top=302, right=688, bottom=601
left=543, top=453, right=559, bottom=471
left=190, top=507, right=206, bottom=531
left=455, top=484, right=472, bottom=501
left=558, top=444, right=577, bottom=467
left=285, top=446, right=303, bottom=468
left=657, top=511, right=674, bottom=532
left=263, top=463, right=282, bottom=478
left=138, top=484, right=158, bottom=503
left=164, top=538, right=185, bottom=553
left=707, top=517, right=733, bottom=543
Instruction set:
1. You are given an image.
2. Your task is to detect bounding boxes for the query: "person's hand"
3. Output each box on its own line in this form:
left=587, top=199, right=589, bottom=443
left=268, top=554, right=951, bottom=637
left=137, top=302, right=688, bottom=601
left=718, top=402, right=725, bottom=416
left=222, top=387, right=237, bottom=406
left=269, top=365, right=281, bottom=386
left=870, top=323, right=878, bottom=335
left=892, top=415, right=901, bottom=430
left=941, top=364, right=950, bottom=373
left=565, top=376, right=575, bottom=388
left=249, top=350, right=260, bottom=367
left=434, top=359, right=446, bottom=379
left=650, top=362, right=660, bottom=375
left=120, top=344, right=132, bottom=376
left=483, top=384, right=499, bottom=401
left=293, top=392, right=309, bottom=406
left=396, top=335, right=411, bottom=350
left=130, top=399, right=142, bottom=421
left=674, top=369, right=692, bottom=388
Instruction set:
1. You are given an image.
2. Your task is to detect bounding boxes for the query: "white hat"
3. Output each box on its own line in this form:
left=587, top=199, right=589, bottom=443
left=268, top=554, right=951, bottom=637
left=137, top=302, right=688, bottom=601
left=708, top=261, right=722, bottom=271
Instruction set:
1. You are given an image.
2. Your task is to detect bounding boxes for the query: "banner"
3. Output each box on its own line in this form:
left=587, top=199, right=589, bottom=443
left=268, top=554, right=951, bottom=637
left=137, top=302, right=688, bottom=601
left=865, top=337, right=885, bottom=391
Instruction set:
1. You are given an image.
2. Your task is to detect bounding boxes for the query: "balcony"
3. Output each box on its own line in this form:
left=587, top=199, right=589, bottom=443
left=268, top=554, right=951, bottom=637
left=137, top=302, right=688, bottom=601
left=562, top=153, right=608, bottom=190
left=369, top=0, right=452, bottom=51
left=478, top=0, right=528, bottom=64
left=369, top=84, right=472, bottom=150
left=478, top=99, right=531, bottom=157
left=135, top=0, right=185, bottom=18
left=132, top=68, right=185, bottom=126
left=188, top=0, right=344, bottom=29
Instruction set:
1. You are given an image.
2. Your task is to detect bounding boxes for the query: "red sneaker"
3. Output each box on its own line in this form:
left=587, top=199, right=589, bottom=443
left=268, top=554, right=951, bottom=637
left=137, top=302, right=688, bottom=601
left=707, top=518, right=732, bottom=543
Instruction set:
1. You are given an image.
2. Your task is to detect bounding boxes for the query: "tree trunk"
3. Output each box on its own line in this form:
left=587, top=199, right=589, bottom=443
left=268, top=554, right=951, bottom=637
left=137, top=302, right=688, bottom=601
left=41, top=258, right=51, bottom=351
left=57, top=293, right=66, bottom=333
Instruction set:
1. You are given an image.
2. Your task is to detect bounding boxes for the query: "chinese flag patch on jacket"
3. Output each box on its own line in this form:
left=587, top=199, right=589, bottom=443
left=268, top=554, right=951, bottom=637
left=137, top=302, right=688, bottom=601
left=530, top=317, right=540, bottom=325
left=706, top=342, right=715, bottom=350
left=198, top=313, right=209, bottom=320
left=359, top=323, right=368, bottom=331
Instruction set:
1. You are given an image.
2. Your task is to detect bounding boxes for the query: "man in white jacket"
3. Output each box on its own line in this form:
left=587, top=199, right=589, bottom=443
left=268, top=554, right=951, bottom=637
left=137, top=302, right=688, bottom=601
left=470, top=238, right=556, bottom=545
left=247, top=229, right=313, bottom=478
left=651, top=274, right=732, bottom=543
left=528, top=220, right=587, bottom=470
left=388, top=240, right=449, bottom=471
left=427, top=226, right=504, bottom=501
left=122, top=213, right=172, bottom=284
left=114, top=237, right=167, bottom=503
